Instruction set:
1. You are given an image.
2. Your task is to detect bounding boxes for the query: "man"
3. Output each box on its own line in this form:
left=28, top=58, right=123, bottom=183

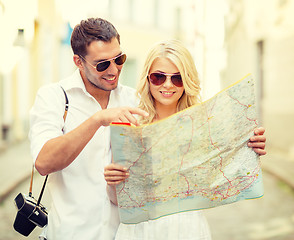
left=29, top=18, right=148, bottom=240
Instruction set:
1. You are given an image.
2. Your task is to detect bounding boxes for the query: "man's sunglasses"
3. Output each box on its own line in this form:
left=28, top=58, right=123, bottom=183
left=79, top=53, right=126, bottom=72
left=148, top=72, right=183, bottom=87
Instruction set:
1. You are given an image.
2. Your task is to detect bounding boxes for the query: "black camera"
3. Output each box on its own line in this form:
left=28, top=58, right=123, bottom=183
left=13, top=193, right=48, bottom=236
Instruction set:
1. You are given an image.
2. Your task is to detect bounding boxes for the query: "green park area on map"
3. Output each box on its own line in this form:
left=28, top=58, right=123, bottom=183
left=110, top=74, right=264, bottom=224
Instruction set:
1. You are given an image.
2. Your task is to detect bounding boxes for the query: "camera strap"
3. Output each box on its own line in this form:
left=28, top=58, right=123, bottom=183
left=29, top=86, right=69, bottom=207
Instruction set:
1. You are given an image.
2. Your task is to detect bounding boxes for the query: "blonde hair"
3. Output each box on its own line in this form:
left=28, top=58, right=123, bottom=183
left=136, top=39, right=201, bottom=124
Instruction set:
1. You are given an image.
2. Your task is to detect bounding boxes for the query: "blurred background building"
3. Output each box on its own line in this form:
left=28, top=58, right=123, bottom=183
left=0, top=0, right=293, bottom=161
left=222, top=0, right=294, bottom=160
left=0, top=0, right=223, bottom=145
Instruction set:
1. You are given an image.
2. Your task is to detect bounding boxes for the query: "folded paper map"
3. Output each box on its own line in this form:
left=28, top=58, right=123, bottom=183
left=110, top=74, right=263, bottom=224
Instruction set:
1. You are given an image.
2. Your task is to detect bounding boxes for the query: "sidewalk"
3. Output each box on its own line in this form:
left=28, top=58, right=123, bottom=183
left=0, top=139, right=33, bottom=203
left=261, top=148, right=294, bottom=190
left=0, top=139, right=294, bottom=203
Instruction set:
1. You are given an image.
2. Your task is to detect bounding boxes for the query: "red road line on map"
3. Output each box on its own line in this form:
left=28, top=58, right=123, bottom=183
left=127, top=118, right=194, bottom=200
left=204, top=98, right=233, bottom=188
left=226, top=93, right=258, bottom=126
left=230, top=164, right=260, bottom=183
left=122, top=188, right=144, bottom=207
left=128, top=125, right=176, bottom=172
left=209, top=162, right=261, bottom=200
left=177, top=115, right=194, bottom=194
left=118, top=182, right=126, bottom=194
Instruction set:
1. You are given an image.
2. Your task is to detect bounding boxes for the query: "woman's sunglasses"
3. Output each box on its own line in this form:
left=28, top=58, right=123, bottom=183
left=148, top=72, right=183, bottom=87
left=80, top=53, right=127, bottom=72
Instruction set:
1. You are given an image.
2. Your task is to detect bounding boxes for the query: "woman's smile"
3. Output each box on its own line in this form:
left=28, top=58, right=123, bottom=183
left=160, top=91, right=176, bottom=97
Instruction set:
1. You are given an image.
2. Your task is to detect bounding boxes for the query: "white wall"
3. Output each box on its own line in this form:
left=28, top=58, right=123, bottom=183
left=223, top=0, right=294, bottom=157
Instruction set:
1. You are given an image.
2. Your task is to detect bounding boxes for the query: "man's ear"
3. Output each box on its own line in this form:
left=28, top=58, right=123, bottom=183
left=73, top=55, right=83, bottom=69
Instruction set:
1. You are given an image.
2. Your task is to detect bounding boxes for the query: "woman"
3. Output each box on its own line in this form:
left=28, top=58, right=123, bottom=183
left=104, top=40, right=266, bottom=239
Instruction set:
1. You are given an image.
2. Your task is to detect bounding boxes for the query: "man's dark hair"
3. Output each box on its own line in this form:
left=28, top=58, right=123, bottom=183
left=71, top=18, right=120, bottom=57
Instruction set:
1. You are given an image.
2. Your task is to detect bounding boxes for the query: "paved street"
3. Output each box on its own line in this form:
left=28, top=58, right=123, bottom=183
left=0, top=173, right=51, bottom=240
left=204, top=171, right=294, bottom=240
left=1, top=171, right=294, bottom=240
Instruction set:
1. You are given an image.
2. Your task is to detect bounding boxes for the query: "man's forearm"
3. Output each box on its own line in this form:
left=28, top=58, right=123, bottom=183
left=35, top=114, right=102, bottom=175
left=34, top=106, right=148, bottom=175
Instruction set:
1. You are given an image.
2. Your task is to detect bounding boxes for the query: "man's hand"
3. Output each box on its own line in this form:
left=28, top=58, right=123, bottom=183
left=96, top=107, right=148, bottom=127
left=104, top=163, right=129, bottom=185
left=248, top=127, right=266, bottom=155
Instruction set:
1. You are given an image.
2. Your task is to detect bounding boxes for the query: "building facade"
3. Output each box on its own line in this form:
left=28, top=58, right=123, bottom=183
left=222, top=0, right=294, bottom=158
left=0, top=0, right=210, bottom=147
